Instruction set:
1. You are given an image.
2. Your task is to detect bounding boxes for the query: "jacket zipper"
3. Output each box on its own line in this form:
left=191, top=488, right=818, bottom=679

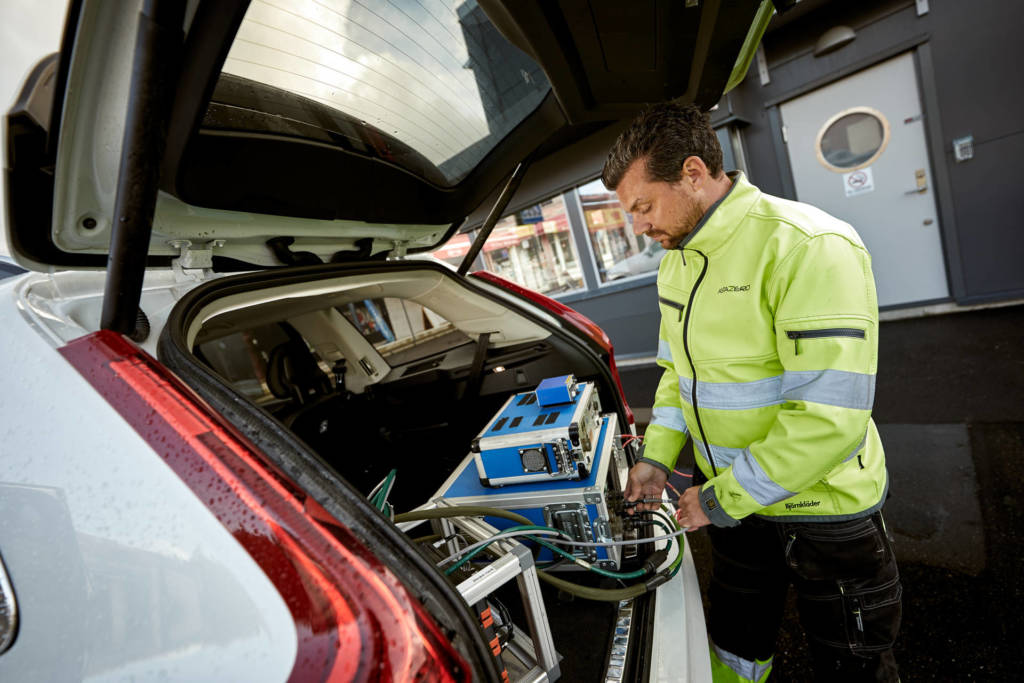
left=681, top=249, right=717, bottom=476
left=785, top=327, right=865, bottom=355
left=658, top=296, right=685, bottom=322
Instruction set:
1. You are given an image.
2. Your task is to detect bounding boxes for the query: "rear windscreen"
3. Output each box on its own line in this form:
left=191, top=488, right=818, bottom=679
left=213, top=0, right=551, bottom=186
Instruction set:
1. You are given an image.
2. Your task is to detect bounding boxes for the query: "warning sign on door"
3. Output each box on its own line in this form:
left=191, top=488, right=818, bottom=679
left=843, top=167, right=875, bottom=197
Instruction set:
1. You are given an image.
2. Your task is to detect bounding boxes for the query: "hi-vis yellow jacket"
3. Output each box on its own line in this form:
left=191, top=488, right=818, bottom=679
left=641, top=173, right=888, bottom=526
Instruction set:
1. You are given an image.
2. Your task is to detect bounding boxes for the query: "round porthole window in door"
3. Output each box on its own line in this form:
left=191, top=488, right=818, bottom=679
left=815, top=106, right=890, bottom=172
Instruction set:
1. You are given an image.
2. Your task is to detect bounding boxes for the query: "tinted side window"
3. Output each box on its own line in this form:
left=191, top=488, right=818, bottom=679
left=340, top=298, right=472, bottom=367
left=197, top=324, right=291, bottom=401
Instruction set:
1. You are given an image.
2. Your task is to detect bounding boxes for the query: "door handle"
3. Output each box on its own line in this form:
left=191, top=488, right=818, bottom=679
left=906, top=168, right=928, bottom=194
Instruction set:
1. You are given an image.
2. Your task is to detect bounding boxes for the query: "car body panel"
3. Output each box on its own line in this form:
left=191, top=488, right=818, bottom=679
left=3, top=263, right=712, bottom=680
left=0, top=274, right=298, bottom=681
left=42, top=0, right=451, bottom=270
left=648, top=542, right=713, bottom=682
left=8, top=0, right=770, bottom=271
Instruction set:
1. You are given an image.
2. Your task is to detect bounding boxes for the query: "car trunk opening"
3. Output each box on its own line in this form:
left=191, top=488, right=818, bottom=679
left=156, top=260, right=649, bottom=680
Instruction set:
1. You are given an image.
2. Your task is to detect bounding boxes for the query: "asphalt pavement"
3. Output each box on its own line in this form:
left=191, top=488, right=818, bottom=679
left=620, top=303, right=1024, bottom=681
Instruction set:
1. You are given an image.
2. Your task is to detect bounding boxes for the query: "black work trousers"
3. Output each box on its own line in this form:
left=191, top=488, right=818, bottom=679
left=707, top=512, right=902, bottom=681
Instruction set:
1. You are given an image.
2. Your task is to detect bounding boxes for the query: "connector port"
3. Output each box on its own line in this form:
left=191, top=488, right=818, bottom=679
left=543, top=503, right=596, bottom=562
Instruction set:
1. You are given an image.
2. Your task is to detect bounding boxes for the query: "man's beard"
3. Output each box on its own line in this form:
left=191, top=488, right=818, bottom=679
left=663, top=200, right=707, bottom=249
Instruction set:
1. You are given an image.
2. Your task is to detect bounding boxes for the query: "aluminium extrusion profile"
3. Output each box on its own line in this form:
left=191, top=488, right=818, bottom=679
left=437, top=510, right=561, bottom=682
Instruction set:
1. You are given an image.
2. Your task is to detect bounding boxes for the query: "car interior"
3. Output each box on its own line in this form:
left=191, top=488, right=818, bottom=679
left=187, top=266, right=615, bottom=513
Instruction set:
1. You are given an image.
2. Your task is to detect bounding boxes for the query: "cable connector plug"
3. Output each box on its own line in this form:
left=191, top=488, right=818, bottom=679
left=642, top=548, right=670, bottom=576
left=644, top=573, right=671, bottom=592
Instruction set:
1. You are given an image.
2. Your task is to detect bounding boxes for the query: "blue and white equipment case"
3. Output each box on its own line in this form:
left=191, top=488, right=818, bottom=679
left=472, top=375, right=601, bottom=487
left=440, top=413, right=630, bottom=570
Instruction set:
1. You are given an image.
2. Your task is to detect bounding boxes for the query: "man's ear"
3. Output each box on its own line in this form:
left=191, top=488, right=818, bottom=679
left=680, top=156, right=710, bottom=191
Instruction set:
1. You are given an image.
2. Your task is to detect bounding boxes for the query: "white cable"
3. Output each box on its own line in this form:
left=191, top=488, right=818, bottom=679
left=382, top=474, right=396, bottom=502
left=435, top=529, right=567, bottom=567
left=434, top=524, right=688, bottom=565
left=540, top=528, right=684, bottom=548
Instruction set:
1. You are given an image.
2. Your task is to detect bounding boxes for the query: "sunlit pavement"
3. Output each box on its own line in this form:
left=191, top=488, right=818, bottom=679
left=621, top=304, right=1024, bottom=681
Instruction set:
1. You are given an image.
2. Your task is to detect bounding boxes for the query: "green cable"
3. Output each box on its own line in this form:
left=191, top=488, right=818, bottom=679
left=443, top=524, right=564, bottom=576
left=412, top=533, right=442, bottom=544
left=395, top=505, right=532, bottom=526
left=537, top=570, right=647, bottom=602
left=395, top=504, right=673, bottom=601
left=372, top=469, right=397, bottom=511
left=654, top=507, right=685, bottom=579
left=445, top=525, right=647, bottom=580
left=529, top=535, right=647, bottom=580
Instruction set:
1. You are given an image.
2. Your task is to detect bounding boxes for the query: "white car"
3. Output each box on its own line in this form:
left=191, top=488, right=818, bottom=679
left=0, top=0, right=771, bottom=680
left=606, top=241, right=667, bottom=281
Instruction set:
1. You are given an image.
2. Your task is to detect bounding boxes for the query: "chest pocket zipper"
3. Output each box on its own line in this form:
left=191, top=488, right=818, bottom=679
left=786, top=328, right=865, bottom=355
left=658, top=296, right=685, bottom=322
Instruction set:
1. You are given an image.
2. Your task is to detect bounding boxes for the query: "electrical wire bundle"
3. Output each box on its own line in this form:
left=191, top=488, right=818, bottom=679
left=396, top=504, right=686, bottom=602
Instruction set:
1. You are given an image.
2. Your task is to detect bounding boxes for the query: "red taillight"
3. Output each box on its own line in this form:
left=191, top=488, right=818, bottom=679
left=60, top=330, right=469, bottom=683
left=469, top=271, right=635, bottom=425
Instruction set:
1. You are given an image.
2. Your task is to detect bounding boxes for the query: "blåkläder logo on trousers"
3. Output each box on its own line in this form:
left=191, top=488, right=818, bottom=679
left=718, top=284, right=750, bottom=294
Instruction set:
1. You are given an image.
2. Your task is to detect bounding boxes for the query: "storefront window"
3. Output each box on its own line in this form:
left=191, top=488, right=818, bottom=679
left=430, top=232, right=473, bottom=269
left=577, top=178, right=663, bottom=284
left=433, top=194, right=584, bottom=295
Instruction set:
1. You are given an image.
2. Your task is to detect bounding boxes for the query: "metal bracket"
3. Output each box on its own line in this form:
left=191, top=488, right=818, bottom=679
left=388, top=239, right=408, bottom=260
left=170, top=239, right=223, bottom=281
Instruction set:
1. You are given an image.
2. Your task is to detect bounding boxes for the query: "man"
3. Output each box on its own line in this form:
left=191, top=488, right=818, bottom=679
left=603, top=102, right=900, bottom=682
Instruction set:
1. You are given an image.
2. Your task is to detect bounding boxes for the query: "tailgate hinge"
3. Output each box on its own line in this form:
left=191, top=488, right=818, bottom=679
left=388, top=239, right=409, bottom=260
left=170, top=239, right=222, bottom=282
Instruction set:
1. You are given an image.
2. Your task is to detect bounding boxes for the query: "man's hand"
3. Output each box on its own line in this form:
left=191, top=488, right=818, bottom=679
left=674, top=485, right=711, bottom=531
left=624, top=462, right=668, bottom=514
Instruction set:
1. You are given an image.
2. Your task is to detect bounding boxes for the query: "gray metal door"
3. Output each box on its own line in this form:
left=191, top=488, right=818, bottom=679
left=780, top=52, right=948, bottom=307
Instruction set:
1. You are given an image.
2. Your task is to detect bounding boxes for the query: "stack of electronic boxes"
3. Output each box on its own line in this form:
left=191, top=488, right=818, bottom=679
left=439, top=375, right=629, bottom=570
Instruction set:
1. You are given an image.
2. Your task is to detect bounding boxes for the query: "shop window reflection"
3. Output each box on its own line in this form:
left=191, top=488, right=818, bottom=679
left=577, top=178, right=663, bottom=283
left=431, top=194, right=584, bottom=295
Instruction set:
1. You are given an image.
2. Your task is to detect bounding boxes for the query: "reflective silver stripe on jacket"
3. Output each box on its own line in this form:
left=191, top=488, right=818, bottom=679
left=649, top=406, right=688, bottom=433
left=697, top=428, right=869, bottom=472
left=678, top=369, right=875, bottom=411
left=733, top=448, right=795, bottom=506
left=679, top=374, right=784, bottom=410
left=657, top=340, right=673, bottom=364
left=781, top=369, right=875, bottom=410
left=694, top=440, right=746, bottom=468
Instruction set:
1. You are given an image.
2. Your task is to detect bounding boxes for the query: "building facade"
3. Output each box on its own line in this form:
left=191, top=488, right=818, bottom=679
left=447, top=0, right=1024, bottom=358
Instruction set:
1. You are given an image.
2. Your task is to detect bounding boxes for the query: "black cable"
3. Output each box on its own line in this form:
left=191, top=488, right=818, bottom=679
left=492, top=597, right=514, bottom=645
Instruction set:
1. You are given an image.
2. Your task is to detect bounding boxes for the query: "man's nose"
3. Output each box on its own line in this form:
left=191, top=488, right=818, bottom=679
left=627, top=214, right=645, bottom=236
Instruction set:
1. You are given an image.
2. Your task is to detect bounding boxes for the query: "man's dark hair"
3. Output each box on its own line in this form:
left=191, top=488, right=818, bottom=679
left=602, top=102, right=724, bottom=190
